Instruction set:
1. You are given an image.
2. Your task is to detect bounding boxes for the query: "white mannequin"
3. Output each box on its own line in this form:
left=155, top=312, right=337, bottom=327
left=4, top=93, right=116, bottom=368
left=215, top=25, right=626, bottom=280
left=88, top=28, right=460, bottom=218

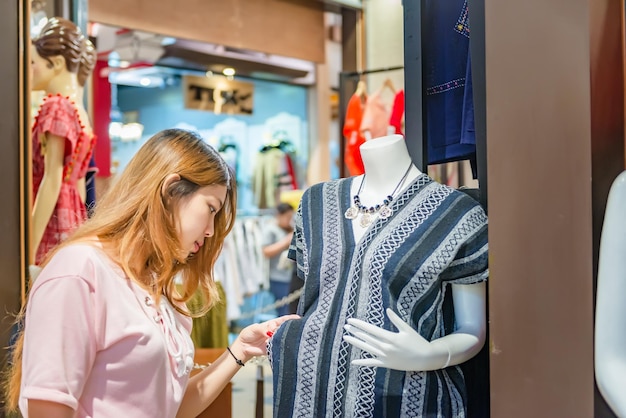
left=595, top=171, right=626, bottom=417
left=342, top=134, right=487, bottom=371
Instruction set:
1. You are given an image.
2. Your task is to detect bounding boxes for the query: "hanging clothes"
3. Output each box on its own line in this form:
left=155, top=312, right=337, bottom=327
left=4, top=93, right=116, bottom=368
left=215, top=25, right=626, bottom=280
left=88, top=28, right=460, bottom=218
left=252, top=147, right=286, bottom=209
left=252, top=142, right=297, bottom=209
left=218, top=141, right=239, bottom=177
left=343, top=93, right=367, bottom=176
left=389, top=89, right=405, bottom=135
left=360, top=91, right=390, bottom=140
left=422, top=0, right=476, bottom=165
left=214, top=234, right=243, bottom=321
left=187, top=283, right=229, bottom=349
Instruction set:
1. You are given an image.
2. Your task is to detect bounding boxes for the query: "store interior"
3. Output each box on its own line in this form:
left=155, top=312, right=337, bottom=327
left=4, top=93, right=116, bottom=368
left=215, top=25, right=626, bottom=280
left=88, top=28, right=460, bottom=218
left=1, top=0, right=626, bottom=416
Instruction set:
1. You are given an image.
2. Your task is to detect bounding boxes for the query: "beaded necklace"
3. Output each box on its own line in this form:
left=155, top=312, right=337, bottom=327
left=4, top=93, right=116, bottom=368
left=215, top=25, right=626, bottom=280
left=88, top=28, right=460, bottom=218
left=344, top=162, right=413, bottom=228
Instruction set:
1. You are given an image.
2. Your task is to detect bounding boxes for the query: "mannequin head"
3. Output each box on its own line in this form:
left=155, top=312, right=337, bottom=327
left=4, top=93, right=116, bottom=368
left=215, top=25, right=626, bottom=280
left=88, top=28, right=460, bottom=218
left=31, top=17, right=84, bottom=92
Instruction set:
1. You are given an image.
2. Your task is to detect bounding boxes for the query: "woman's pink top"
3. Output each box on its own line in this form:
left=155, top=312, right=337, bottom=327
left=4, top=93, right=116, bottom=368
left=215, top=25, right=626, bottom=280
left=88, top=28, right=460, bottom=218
left=19, top=244, right=193, bottom=417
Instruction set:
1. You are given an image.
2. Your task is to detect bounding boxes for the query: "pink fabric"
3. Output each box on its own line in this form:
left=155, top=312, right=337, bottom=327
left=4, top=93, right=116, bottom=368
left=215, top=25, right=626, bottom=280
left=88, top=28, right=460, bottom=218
left=32, top=95, right=96, bottom=264
left=20, top=244, right=192, bottom=418
left=360, top=92, right=390, bottom=140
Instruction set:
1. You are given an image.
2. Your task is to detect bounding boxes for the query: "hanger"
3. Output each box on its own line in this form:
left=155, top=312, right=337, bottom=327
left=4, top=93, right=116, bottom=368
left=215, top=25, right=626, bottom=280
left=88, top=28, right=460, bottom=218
left=260, top=131, right=292, bottom=153
left=382, top=78, right=396, bottom=94
left=219, top=143, right=237, bottom=153
left=355, top=80, right=367, bottom=100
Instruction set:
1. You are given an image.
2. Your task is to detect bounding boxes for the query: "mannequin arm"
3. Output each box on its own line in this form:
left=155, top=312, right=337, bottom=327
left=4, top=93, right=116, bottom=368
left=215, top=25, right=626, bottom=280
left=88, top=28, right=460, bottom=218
left=31, top=133, right=65, bottom=261
left=77, top=176, right=86, bottom=204
left=595, top=171, right=626, bottom=417
left=343, top=282, right=486, bottom=371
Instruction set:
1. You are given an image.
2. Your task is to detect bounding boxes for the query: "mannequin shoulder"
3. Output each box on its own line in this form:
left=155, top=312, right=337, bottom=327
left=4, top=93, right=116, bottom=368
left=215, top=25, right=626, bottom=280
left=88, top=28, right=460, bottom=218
left=599, top=171, right=626, bottom=257
left=35, top=94, right=79, bottom=121
left=605, top=171, right=626, bottom=214
left=445, top=186, right=484, bottom=211
left=39, top=93, right=74, bottom=109
left=305, top=178, right=350, bottom=197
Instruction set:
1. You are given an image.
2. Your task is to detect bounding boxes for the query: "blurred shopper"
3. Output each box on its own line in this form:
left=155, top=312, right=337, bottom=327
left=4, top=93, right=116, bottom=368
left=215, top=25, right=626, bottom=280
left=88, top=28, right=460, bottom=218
left=262, top=202, right=295, bottom=316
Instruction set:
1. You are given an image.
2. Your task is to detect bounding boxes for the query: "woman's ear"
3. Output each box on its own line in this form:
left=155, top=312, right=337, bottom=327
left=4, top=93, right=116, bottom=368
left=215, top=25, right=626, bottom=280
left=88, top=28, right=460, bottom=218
left=161, top=173, right=181, bottom=199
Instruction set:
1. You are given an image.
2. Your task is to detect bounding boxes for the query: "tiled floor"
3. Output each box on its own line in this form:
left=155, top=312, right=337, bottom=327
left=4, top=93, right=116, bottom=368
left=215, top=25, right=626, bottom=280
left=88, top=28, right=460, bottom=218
left=231, top=357, right=274, bottom=418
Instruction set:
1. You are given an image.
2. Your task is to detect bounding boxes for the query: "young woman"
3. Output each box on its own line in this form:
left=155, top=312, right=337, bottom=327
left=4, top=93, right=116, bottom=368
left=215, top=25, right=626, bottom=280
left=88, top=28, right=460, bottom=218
left=6, top=128, right=297, bottom=417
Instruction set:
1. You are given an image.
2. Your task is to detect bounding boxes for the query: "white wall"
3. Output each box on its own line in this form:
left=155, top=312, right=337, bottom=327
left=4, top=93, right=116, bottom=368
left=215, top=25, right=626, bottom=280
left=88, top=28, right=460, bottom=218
left=363, top=0, right=404, bottom=96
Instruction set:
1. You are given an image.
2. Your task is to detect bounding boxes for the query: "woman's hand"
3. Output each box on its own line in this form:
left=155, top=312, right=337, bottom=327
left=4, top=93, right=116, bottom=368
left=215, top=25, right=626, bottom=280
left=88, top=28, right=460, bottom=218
left=233, top=314, right=299, bottom=362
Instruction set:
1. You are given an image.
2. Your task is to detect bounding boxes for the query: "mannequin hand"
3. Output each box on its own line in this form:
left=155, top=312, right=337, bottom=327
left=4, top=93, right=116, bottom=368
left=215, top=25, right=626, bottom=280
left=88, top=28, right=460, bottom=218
left=232, top=314, right=299, bottom=362
left=343, top=308, right=449, bottom=371
left=29, top=265, right=43, bottom=282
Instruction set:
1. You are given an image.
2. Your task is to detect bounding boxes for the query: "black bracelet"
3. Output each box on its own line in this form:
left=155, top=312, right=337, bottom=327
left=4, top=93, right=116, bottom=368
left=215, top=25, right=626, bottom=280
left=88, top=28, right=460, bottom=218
left=227, top=346, right=245, bottom=367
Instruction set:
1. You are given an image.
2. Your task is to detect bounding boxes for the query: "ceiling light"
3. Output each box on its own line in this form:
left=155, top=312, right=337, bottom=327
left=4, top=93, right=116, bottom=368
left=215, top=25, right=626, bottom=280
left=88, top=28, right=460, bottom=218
left=206, top=70, right=214, bottom=77
left=222, top=67, right=236, bottom=77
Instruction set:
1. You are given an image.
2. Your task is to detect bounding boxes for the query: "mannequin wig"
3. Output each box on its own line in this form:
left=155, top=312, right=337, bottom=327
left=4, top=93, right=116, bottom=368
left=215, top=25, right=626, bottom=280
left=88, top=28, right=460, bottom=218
left=32, top=17, right=85, bottom=73
left=77, top=38, right=96, bottom=87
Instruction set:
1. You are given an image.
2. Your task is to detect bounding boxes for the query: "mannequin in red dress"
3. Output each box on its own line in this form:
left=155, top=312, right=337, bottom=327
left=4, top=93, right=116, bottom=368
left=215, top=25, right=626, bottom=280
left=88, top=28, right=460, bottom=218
left=30, top=17, right=96, bottom=265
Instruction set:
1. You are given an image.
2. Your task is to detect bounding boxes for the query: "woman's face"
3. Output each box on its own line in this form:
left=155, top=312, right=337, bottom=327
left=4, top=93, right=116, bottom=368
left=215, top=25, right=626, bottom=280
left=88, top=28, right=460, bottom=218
left=30, top=44, right=54, bottom=92
left=176, top=184, right=228, bottom=257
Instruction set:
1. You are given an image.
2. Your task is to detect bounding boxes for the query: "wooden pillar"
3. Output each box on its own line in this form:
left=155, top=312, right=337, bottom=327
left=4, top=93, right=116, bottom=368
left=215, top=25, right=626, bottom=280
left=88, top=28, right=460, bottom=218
left=0, top=2, right=29, bottom=413
left=485, top=0, right=624, bottom=415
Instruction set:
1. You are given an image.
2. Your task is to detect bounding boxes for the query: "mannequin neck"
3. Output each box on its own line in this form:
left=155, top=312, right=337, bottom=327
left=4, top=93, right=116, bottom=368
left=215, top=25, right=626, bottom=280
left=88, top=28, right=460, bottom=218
left=45, top=72, right=81, bottom=102
left=349, top=134, right=422, bottom=242
left=359, top=134, right=420, bottom=193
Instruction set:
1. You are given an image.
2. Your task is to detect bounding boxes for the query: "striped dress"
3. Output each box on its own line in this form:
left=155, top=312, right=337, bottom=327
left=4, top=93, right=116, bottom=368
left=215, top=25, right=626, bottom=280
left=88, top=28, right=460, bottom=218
left=268, top=174, right=489, bottom=418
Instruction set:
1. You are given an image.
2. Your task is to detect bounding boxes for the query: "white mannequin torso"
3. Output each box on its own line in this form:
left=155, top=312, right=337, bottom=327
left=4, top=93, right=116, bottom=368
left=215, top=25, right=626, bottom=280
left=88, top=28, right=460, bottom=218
left=350, top=134, right=421, bottom=242
left=595, top=170, right=626, bottom=417
left=343, top=134, right=488, bottom=372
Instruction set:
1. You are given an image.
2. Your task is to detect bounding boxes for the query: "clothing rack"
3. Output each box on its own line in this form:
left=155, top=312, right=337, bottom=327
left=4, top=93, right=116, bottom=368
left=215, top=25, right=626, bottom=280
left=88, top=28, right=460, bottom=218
left=338, top=66, right=405, bottom=178
left=340, top=65, right=405, bottom=78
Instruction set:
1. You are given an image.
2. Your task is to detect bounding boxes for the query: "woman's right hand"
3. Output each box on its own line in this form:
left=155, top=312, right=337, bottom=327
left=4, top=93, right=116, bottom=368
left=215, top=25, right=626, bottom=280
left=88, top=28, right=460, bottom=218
left=231, top=314, right=300, bottom=362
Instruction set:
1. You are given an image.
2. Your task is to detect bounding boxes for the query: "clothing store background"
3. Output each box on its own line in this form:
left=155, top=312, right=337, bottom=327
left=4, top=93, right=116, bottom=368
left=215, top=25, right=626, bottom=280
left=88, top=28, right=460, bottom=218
left=1, top=0, right=625, bottom=417
left=113, top=79, right=309, bottom=213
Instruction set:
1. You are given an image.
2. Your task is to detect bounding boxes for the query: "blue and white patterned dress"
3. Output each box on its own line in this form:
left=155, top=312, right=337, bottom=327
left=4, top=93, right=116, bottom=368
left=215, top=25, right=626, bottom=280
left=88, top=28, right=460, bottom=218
left=269, top=174, right=488, bottom=418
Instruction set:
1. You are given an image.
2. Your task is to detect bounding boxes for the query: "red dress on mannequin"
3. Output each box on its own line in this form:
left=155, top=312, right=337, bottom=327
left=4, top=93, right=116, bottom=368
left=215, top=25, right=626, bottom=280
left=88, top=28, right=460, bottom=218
left=32, top=94, right=96, bottom=264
